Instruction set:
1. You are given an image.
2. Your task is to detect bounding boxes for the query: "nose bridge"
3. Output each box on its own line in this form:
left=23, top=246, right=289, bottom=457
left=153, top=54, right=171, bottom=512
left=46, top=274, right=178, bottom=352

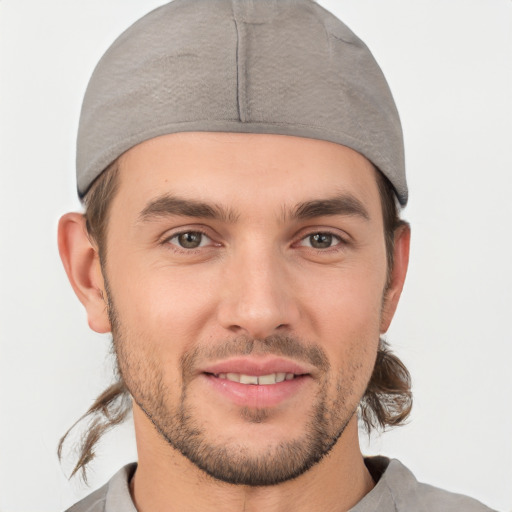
left=217, top=237, right=298, bottom=338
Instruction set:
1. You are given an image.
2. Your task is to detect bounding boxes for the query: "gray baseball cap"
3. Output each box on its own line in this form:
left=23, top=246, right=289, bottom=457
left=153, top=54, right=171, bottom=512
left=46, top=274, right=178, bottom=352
left=77, top=0, right=407, bottom=205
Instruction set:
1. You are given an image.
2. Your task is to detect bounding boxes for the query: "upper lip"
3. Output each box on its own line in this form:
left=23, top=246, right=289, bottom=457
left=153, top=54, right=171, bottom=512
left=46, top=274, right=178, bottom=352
left=201, top=357, right=313, bottom=377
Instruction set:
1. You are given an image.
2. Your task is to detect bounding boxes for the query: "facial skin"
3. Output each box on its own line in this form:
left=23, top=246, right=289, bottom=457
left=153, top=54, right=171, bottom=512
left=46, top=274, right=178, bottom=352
left=59, top=132, right=409, bottom=512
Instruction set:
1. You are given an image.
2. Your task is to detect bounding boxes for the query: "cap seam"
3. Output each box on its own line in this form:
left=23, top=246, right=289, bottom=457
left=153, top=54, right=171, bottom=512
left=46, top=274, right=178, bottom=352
left=232, top=4, right=248, bottom=122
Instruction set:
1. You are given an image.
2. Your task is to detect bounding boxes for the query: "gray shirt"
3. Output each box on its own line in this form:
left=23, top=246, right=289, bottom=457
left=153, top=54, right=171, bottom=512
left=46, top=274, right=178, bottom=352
left=66, top=457, right=496, bottom=512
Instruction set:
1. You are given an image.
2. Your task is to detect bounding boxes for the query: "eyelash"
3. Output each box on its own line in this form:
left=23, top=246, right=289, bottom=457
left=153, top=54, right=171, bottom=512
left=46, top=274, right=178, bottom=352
left=162, top=228, right=349, bottom=254
left=296, top=232, right=345, bottom=251
left=163, top=229, right=215, bottom=253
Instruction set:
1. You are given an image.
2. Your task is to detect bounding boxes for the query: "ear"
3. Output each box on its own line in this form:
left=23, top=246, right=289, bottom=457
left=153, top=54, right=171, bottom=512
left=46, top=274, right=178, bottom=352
left=380, top=223, right=411, bottom=333
left=58, top=212, right=111, bottom=333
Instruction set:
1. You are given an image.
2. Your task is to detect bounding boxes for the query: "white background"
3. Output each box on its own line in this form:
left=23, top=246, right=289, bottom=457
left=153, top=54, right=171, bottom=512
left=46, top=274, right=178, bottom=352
left=1, top=0, right=511, bottom=510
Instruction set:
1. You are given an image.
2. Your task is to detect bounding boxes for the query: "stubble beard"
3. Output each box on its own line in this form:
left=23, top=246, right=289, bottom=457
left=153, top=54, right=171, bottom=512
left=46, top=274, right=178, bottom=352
left=107, top=290, right=362, bottom=486
left=134, top=371, right=352, bottom=486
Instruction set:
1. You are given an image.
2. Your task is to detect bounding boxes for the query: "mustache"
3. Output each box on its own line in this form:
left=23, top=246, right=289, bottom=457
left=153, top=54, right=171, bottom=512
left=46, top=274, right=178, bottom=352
left=180, top=334, right=330, bottom=378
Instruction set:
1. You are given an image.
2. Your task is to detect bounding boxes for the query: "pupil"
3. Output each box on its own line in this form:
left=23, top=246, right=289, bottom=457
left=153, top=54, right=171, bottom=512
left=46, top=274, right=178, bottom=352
left=179, top=232, right=202, bottom=248
left=311, top=233, right=332, bottom=248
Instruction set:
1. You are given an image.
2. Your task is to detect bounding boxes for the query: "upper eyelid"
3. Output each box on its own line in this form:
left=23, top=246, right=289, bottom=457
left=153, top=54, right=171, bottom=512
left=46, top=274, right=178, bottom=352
left=294, top=227, right=350, bottom=243
left=160, top=226, right=216, bottom=243
left=296, top=232, right=344, bottom=248
left=169, top=230, right=211, bottom=241
left=168, top=228, right=210, bottom=238
left=163, top=230, right=216, bottom=253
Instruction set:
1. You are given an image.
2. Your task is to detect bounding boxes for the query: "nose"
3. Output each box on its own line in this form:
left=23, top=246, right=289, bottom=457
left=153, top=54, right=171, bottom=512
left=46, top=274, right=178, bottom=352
left=216, top=244, right=300, bottom=339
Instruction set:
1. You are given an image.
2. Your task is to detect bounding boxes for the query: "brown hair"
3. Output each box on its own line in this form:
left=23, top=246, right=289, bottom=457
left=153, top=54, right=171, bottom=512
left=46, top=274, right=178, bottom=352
left=58, top=161, right=412, bottom=480
left=358, top=170, right=412, bottom=432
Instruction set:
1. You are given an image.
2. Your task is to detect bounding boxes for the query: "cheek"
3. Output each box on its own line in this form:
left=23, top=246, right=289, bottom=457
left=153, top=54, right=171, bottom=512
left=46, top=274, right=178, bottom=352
left=322, top=297, right=380, bottom=386
left=108, top=261, right=219, bottom=350
left=302, top=264, right=386, bottom=335
left=298, top=262, right=385, bottom=381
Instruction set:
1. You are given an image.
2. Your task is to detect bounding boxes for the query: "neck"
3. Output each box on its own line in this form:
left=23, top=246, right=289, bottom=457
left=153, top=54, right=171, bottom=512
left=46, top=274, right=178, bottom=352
left=130, top=407, right=374, bottom=512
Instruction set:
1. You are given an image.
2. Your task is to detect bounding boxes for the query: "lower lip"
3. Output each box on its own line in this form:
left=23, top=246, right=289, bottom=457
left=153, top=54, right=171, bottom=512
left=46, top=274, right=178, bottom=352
left=203, top=374, right=311, bottom=408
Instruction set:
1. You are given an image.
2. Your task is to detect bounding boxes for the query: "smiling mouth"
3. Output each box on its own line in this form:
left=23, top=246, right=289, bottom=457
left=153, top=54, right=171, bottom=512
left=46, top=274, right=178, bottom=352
left=209, top=372, right=300, bottom=385
left=203, top=368, right=311, bottom=407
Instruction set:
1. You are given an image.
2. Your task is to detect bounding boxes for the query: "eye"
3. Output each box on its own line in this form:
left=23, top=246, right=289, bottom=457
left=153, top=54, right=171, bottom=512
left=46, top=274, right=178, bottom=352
left=299, top=232, right=342, bottom=249
left=168, top=231, right=211, bottom=249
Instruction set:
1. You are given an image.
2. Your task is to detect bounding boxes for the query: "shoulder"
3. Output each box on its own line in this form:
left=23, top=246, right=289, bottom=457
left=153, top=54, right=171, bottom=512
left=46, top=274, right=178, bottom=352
left=412, top=480, right=496, bottom=512
left=64, top=464, right=137, bottom=512
left=65, top=484, right=108, bottom=512
left=359, top=457, right=496, bottom=512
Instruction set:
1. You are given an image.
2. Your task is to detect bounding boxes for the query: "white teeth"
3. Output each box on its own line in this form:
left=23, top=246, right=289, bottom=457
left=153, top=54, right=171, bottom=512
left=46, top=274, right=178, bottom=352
left=216, top=372, right=296, bottom=385
left=258, top=374, right=277, bottom=385
left=239, top=374, right=259, bottom=385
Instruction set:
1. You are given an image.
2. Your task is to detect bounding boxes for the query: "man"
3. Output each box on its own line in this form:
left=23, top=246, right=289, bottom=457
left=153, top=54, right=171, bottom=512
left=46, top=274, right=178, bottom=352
left=56, top=0, right=495, bottom=510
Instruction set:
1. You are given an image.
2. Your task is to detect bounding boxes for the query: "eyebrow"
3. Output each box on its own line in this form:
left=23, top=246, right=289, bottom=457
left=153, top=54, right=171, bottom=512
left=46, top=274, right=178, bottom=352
left=288, top=194, right=370, bottom=222
left=138, top=194, right=239, bottom=223
left=138, top=192, right=370, bottom=224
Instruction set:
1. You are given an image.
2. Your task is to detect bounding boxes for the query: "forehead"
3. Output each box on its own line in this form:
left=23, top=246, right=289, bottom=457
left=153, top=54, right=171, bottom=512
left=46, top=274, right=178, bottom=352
left=115, top=132, right=383, bottom=218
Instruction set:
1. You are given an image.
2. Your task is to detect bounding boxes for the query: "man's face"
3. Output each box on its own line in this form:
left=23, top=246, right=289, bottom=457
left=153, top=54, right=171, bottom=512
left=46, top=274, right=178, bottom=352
left=101, top=132, right=397, bottom=485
